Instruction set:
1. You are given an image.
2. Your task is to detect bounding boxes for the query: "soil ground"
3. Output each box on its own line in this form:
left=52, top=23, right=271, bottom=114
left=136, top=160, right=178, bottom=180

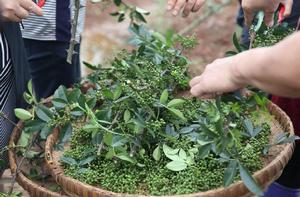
left=1, top=0, right=240, bottom=195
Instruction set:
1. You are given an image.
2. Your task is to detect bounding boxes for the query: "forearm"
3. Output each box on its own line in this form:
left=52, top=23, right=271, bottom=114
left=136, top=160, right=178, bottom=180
left=232, top=32, right=300, bottom=97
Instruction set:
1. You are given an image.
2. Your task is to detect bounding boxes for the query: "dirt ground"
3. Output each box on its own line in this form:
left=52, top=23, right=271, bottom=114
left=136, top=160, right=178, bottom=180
left=1, top=0, right=240, bottom=195
left=81, top=0, right=240, bottom=76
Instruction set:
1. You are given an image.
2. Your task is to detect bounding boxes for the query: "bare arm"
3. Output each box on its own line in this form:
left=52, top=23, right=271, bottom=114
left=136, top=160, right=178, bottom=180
left=190, top=32, right=300, bottom=98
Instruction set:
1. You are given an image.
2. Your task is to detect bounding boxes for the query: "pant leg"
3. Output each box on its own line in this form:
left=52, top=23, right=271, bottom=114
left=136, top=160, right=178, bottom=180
left=23, top=39, right=81, bottom=100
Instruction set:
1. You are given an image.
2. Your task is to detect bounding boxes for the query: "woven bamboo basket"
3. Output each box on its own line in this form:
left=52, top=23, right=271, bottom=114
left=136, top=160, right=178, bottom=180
left=44, top=102, right=295, bottom=197
left=8, top=121, right=67, bottom=197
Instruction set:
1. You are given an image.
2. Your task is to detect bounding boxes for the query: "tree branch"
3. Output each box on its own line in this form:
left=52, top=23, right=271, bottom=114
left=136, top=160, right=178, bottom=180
left=67, top=0, right=81, bottom=64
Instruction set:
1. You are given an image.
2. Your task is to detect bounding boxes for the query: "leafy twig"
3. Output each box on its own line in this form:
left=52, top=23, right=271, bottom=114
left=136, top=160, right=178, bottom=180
left=8, top=134, right=38, bottom=195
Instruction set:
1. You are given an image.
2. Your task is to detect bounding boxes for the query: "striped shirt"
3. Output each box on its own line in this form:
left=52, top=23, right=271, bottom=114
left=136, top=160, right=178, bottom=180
left=21, top=0, right=86, bottom=42
left=0, top=32, right=16, bottom=172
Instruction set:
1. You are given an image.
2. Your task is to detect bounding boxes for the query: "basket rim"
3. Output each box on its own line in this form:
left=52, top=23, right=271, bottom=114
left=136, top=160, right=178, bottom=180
left=44, top=101, right=295, bottom=197
left=8, top=121, right=68, bottom=197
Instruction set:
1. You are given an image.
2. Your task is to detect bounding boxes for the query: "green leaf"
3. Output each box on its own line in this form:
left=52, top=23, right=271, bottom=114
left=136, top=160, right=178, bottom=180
left=79, top=156, right=96, bottom=166
left=86, top=97, right=97, bottom=109
left=59, top=123, right=72, bottom=143
left=14, top=108, right=32, bottom=120
left=111, top=136, right=128, bottom=147
left=92, top=132, right=103, bottom=145
left=163, top=144, right=179, bottom=155
left=52, top=98, right=67, bottom=109
left=167, top=99, right=185, bottom=108
left=168, top=108, right=186, bottom=121
left=102, top=89, right=114, bottom=100
left=163, top=144, right=182, bottom=161
left=113, top=85, right=122, bottom=100
left=153, top=145, right=161, bottom=161
left=118, top=14, right=125, bottom=22
left=53, top=86, right=68, bottom=102
left=233, top=32, right=242, bottom=52
left=224, top=160, right=238, bottom=187
left=198, top=143, right=211, bottom=158
left=103, top=133, right=113, bottom=146
left=166, top=160, right=187, bottom=171
left=27, top=79, right=34, bottom=96
left=136, top=7, right=150, bottom=15
left=23, top=92, right=33, bottom=104
left=68, top=88, right=81, bottom=103
left=110, top=11, right=119, bottom=16
left=244, top=118, right=254, bottom=137
left=18, top=132, right=31, bottom=147
left=113, top=0, right=121, bottom=6
left=179, top=126, right=194, bottom=134
left=239, top=163, right=263, bottom=196
left=254, top=11, right=264, bottom=32
left=24, top=120, right=46, bottom=133
left=83, top=123, right=100, bottom=132
left=160, top=89, right=169, bottom=105
left=83, top=61, right=99, bottom=70
left=116, top=154, right=135, bottom=164
left=123, top=110, right=131, bottom=123
left=60, top=156, right=78, bottom=166
left=225, top=51, right=238, bottom=57
left=40, top=125, right=53, bottom=139
left=35, top=105, right=53, bottom=122
left=105, top=148, right=116, bottom=159
left=178, top=149, right=187, bottom=160
left=134, top=11, right=147, bottom=23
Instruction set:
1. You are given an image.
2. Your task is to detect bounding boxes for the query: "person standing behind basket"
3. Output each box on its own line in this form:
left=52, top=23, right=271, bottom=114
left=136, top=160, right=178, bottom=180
left=0, top=0, right=43, bottom=178
left=21, top=0, right=86, bottom=100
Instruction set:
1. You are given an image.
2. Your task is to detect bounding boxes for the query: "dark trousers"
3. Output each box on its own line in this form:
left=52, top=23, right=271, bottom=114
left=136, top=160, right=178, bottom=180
left=23, top=39, right=81, bottom=100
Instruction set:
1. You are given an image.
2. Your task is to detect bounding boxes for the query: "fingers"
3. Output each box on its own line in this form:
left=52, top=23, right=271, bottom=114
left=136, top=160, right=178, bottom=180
left=189, top=75, right=202, bottom=87
left=20, top=0, right=43, bottom=16
left=183, top=0, right=196, bottom=17
left=190, top=81, right=206, bottom=97
left=283, top=0, right=293, bottom=17
left=9, top=13, right=23, bottom=22
left=172, top=0, right=186, bottom=16
left=192, top=0, right=205, bottom=12
left=167, top=0, right=177, bottom=11
left=15, top=6, right=29, bottom=19
left=264, top=11, right=274, bottom=27
left=243, top=9, right=255, bottom=27
left=0, top=9, right=22, bottom=22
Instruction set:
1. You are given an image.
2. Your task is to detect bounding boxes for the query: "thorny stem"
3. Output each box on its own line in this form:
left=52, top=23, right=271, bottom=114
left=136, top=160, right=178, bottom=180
left=249, top=31, right=256, bottom=50
left=67, top=0, right=81, bottom=64
left=8, top=134, right=39, bottom=195
left=0, top=112, right=22, bottom=132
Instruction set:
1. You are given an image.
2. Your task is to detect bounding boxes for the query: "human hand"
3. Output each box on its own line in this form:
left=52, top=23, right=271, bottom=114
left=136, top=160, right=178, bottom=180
left=0, top=0, right=43, bottom=22
left=189, top=56, right=243, bottom=98
left=167, top=0, right=206, bottom=17
left=242, top=0, right=293, bottom=27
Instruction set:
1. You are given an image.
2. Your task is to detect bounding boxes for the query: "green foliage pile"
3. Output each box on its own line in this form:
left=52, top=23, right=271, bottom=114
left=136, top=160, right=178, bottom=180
left=15, top=24, right=296, bottom=196
left=252, top=24, right=295, bottom=48
left=251, top=11, right=295, bottom=48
